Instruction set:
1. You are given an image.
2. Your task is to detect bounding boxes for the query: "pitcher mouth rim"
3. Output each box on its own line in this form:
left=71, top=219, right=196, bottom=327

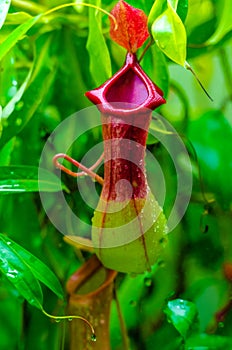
left=85, top=52, right=165, bottom=117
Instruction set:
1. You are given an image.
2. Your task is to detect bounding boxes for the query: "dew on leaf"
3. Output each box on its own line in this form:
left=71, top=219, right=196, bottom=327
left=129, top=300, right=137, bottom=307
left=159, top=237, right=168, bottom=245
left=15, top=101, right=24, bottom=111
left=158, top=260, right=165, bottom=268
left=15, top=118, right=22, bottom=126
left=144, top=277, right=152, bottom=287
left=6, top=269, right=19, bottom=279
left=91, top=333, right=97, bottom=342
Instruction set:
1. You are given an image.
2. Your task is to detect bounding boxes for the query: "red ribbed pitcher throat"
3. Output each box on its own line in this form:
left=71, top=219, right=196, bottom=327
left=101, top=113, right=151, bottom=201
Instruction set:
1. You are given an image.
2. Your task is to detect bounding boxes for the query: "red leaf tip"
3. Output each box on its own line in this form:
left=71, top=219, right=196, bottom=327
left=109, top=0, right=149, bottom=53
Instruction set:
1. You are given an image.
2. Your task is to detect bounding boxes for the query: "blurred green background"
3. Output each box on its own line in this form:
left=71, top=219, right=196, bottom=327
left=0, top=0, right=232, bottom=349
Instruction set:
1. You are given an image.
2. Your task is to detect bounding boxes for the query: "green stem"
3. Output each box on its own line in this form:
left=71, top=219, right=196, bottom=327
left=138, top=38, right=154, bottom=63
left=185, top=61, right=213, bottom=101
left=114, top=286, right=130, bottom=350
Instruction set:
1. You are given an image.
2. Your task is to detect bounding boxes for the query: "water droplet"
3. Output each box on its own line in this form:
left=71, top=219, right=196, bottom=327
left=15, top=118, right=22, bottom=126
left=6, top=241, right=12, bottom=245
left=218, top=321, right=224, bottom=328
left=130, top=272, right=138, bottom=278
left=159, top=236, right=167, bottom=245
left=158, top=260, right=165, bottom=268
left=129, top=300, right=137, bottom=307
left=55, top=318, right=61, bottom=323
left=6, top=269, right=19, bottom=279
left=68, top=317, right=73, bottom=322
left=12, top=80, right=18, bottom=86
left=144, top=277, right=152, bottom=287
left=91, top=333, right=97, bottom=342
left=15, top=101, right=24, bottom=111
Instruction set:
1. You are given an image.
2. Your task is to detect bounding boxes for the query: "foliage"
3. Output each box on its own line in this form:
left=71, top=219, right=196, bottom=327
left=0, top=0, right=232, bottom=349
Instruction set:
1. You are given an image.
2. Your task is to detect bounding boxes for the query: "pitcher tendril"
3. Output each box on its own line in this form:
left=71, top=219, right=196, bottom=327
left=53, top=153, right=104, bottom=185
left=42, top=2, right=118, bottom=30
left=42, top=308, right=96, bottom=339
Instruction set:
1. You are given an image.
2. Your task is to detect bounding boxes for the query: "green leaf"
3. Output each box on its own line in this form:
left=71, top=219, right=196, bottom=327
left=168, top=0, right=178, bottom=11
left=148, top=0, right=167, bottom=29
left=0, top=138, right=15, bottom=166
left=0, top=34, right=58, bottom=148
left=141, top=43, right=169, bottom=98
left=205, top=0, right=232, bottom=45
left=185, top=334, right=232, bottom=349
left=188, top=110, right=232, bottom=207
left=0, top=234, right=64, bottom=300
left=0, top=106, right=2, bottom=138
left=4, top=11, right=33, bottom=25
left=0, top=15, right=41, bottom=61
left=168, top=0, right=188, bottom=23
left=0, top=0, right=11, bottom=29
left=0, top=234, right=43, bottom=309
left=151, top=1, right=187, bottom=66
left=86, top=0, right=112, bottom=86
left=2, top=63, right=33, bottom=119
left=0, top=166, right=69, bottom=193
left=164, top=299, right=199, bottom=339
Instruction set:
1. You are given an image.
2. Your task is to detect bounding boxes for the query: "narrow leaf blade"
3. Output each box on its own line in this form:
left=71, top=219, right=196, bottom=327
left=0, top=166, right=69, bottom=193
left=1, top=234, right=64, bottom=300
left=86, top=0, right=111, bottom=86
left=0, top=234, right=43, bottom=309
left=0, top=34, right=57, bottom=148
left=0, top=15, right=41, bottom=61
left=205, top=0, right=232, bottom=45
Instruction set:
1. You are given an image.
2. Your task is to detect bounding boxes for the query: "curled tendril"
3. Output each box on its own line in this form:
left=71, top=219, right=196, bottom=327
left=53, top=153, right=104, bottom=185
left=42, top=308, right=96, bottom=340
left=43, top=2, right=118, bottom=30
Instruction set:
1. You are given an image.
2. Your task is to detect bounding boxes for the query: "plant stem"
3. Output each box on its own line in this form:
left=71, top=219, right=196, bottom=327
left=114, top=286, right=130, bottom=350
left=66, top=255, right=117, bottom=350
left=138, top=38, right=154, bottom=63
left=185, top=61, right=213, bottom=101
